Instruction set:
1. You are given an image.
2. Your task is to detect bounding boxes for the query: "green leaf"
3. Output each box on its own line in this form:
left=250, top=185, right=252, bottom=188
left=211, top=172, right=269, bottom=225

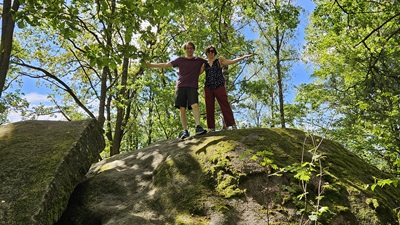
left=371, top=183, right=377, bottom=191
left=294, top=169, right=311, bottom=181
left=319, top=206, right=329, bottom=214
left=309, top=213, right=318, bottom=221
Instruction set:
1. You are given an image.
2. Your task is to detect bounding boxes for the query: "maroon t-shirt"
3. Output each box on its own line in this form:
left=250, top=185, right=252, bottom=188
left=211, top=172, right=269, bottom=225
left=170, top=56, right=207, bottom=88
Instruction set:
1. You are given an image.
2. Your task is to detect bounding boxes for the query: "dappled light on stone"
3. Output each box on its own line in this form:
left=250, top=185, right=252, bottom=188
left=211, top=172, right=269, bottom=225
left=98, top=160, right=127, bottom=172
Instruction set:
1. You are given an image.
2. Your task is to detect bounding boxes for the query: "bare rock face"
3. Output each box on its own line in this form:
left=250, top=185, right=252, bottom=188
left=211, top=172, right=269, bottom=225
left=56, top=128, right=400, bottom=225
left=0, top=119, right=104, bottom=225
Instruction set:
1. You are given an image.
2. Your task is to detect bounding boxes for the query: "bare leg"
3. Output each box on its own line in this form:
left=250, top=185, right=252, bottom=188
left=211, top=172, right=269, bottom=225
left=191, top=103, right=201, bottom=126
left=180, top=107, right=188, bottom=130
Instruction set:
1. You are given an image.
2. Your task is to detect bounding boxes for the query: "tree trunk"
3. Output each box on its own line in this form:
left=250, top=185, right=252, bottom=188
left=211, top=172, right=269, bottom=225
left=0, top=0, right=20, bottom=98
left=104, top=96, right=114, bottom=153
left=270, top=90, right=276, bottom=127
left=147, top=88, right=154, bottom=145
left=110, top=57, right=129, bottom=156
left=277, top=69, right=285, bottom=128
left=275, top=26, right=286, bottom=128
left=98, top=66, right=109, bottom=126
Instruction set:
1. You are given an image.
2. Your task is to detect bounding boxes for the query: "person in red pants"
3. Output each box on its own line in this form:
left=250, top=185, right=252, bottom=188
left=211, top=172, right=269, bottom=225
left=202, top=45, right=253, bottom=131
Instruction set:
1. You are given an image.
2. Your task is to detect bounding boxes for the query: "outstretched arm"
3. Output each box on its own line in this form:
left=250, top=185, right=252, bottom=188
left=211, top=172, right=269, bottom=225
left=146, top=62, right=173, bottom=69
left=219, top=53, right=253, bottom=66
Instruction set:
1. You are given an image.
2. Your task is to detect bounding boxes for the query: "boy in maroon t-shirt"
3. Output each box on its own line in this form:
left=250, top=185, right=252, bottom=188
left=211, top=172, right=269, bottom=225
left=147, top=42, right=207, bottom=139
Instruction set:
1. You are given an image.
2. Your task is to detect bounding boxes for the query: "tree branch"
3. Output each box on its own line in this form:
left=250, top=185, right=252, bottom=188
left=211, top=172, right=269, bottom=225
left=354, top=12, right=400, bottom=48
left=14, top=62, right=96, bottom=120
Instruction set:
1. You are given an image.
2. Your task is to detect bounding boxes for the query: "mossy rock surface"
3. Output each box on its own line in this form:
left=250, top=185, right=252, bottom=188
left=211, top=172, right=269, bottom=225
left=57, top=128, right=400, bottom=225
left=0, top=120, right=104, bottom=225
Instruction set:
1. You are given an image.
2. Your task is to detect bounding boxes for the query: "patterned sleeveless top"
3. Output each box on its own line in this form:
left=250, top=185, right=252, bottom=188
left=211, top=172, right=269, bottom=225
left=205, top=58, right=225, bottom=90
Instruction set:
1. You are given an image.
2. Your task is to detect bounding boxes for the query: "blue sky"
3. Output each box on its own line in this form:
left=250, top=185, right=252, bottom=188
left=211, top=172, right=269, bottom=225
left=289, top=0, right=315, bottom=100
left=5, top=0, right=315, bottom=122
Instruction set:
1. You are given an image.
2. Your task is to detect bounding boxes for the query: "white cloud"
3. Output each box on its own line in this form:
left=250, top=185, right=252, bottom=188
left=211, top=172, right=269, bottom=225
left=7, top=108, right=65, bottom=123
left=24, top=92, right=51, bottom=103
left=7, top=110, right=24, bottom=123
left=6, top=92, right=65, bottom=123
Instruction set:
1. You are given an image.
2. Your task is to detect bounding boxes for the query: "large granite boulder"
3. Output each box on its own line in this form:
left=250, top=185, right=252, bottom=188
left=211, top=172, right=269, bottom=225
left=0, top=119, right=104, bottom=225
left=56, top=128, right=400, bottom=225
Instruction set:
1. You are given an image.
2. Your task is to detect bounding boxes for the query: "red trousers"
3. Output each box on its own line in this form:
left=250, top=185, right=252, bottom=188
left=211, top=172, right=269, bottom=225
left=204, top=86, right=236, bottom=129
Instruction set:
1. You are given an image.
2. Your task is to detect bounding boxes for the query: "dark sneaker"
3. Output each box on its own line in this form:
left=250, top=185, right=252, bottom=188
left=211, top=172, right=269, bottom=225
left=180, top=130, right=190, bottom=140
left=195, top=125, right=207, bottom=135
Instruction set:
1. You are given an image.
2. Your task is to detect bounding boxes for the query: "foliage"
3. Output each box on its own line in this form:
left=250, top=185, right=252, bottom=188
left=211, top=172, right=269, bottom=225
left=297, top=0, right=400, bottom=174
left=0, top=91, right=29, bottom=125
left=369, top=176, right=399, bottom=191
left=239, top=0, right=302, bottom=128
left=4, top=0, right=259, bottom=155
left=235, top=128, right=399, bottom=224
left=240, top=59, right=279, bottom=128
